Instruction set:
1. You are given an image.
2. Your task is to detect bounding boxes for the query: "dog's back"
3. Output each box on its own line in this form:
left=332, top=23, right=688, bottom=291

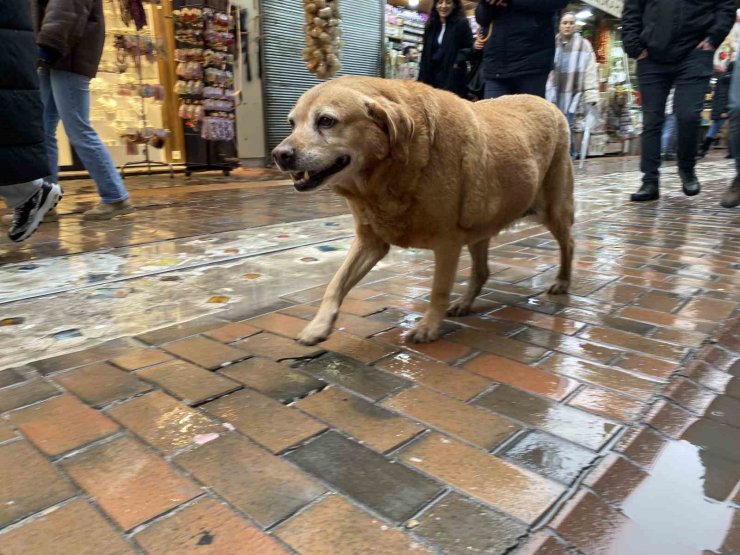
left=453, top=94, right=571, bottom=234
left=472, top=95, right=570, bottom=169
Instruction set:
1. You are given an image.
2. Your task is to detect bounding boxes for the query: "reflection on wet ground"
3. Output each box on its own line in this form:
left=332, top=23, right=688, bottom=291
left=0, top=155, right=737, bottom=554
left=617, top=439, right=735, bottom=554
left=546, top=311, right=740, bottom=554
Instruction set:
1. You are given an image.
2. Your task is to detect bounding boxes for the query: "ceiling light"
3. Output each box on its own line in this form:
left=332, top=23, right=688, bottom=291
left=408, top=0, right=419, bottom=8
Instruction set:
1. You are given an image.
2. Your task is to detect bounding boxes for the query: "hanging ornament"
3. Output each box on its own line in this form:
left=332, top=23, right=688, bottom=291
left=302, top=0, right=342, bottom=79
left=118, top=0, right=148, bottom=31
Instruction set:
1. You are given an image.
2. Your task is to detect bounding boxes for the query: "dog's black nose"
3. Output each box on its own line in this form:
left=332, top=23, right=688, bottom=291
left=273, top=145, right=296, bottom=169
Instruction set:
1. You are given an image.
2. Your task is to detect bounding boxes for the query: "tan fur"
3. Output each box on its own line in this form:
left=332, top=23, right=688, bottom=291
left=274, top=76, right=575, bottom=345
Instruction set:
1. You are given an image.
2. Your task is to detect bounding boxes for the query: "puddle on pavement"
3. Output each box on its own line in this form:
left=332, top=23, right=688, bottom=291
left=608, top=401, right=738, bottom=555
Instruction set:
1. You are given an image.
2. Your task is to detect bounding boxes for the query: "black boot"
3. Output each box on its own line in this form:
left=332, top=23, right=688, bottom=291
left=721, top=174, right=740, bottom=208
left=698, top=137, right=714, bottom=158
left=630, top=181, right=660, bottom=202
left=679, top=168, right=701, bottom=196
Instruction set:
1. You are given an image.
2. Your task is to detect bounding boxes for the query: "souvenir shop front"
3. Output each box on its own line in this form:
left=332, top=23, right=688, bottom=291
left=60, top=0, right=241, bottom=177
left=259, top=0, right=384, bottom=152
left=384, top=0, right=428, bottom=82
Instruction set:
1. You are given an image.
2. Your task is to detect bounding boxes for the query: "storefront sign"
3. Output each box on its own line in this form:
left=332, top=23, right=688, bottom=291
left=584, top=0, right=624, bottom=18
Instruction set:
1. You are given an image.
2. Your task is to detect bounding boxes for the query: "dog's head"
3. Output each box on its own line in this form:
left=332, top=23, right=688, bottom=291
left=272, top=78, right=415, bottom=192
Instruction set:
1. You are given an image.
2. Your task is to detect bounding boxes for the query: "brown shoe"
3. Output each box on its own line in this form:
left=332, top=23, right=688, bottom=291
left=721, top=174, right=740, bottom=209
left=83, top=199, right=134, bottom=221
left=2, top=207, right=59, bottom=226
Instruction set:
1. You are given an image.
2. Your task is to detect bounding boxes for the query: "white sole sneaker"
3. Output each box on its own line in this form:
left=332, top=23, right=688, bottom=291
left=8, top=182, right=63, bottom=242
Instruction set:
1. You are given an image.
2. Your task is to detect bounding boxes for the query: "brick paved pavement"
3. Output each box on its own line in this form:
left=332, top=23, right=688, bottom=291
left=0, top=157, right=738, bottom=554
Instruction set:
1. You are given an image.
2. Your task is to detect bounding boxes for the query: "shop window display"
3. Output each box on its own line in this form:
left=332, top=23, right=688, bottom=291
left=565, top=4, right=640, bottom=158
left=385, top=4, right=427, bottom=81
left=84, top=0, right=170, bottom=168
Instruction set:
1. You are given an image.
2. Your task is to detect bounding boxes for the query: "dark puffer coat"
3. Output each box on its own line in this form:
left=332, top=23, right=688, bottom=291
left=0, top=0, right=49, bottom=186
left=622, top=0, right=735, bottom=64
left=31, top=0, right=106, bottom=78
left=475, top=0, right=569, bottom=81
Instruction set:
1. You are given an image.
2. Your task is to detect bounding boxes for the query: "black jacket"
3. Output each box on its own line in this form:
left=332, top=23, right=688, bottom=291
left=31, top=0, right=106, bottom=78
left=0, top=0, right=49, bottom=186
left=712, top=63, right=734, bottom=120
left=622, top=0, right=736, bottom=63
left=419, top=15, right=473, bottom=97
left=475, top=0, right=568, bottom=81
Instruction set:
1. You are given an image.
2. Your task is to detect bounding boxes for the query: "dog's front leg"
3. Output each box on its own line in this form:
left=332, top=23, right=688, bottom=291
left=297, top=227, right=389, bottom=346
left=406, top=243, right=462, bottom=344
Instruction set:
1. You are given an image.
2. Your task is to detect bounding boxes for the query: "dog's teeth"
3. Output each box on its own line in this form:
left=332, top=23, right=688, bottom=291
left=304, top=171, right=310, bottom=180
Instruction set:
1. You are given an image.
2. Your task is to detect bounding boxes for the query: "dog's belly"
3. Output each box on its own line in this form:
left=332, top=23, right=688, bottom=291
left=360, top=204, right=463, bottom=250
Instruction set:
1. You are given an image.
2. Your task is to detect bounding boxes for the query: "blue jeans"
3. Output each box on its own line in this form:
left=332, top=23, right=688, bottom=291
left=706, top=119, right=725, bottom=139
left=661, top=114, right=676, bottom=154
left=566, top=113, right=576, bottom=159
left=730, top=65, right=740, bottom=170
left=39, top=68, right=128, bottom=203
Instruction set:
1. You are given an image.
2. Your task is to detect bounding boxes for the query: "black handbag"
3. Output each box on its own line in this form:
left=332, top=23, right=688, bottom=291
left=467, top=24, right=492, bottom=101
left=467, top=52, right=485, bottom=101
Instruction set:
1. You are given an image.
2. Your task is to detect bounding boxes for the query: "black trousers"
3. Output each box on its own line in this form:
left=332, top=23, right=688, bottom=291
left=637, top=49, right=713, bottom=182
left=484, top=72, right=549, bottom=99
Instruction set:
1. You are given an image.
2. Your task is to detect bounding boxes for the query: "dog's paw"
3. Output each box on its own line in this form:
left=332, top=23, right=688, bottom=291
left=548, top=280, right=570, bottom=295
left=447, top=298, right=473, bottom=318
left=296, top=322, right=332, bottom=346
left=405, top=322, right=441, bottom=344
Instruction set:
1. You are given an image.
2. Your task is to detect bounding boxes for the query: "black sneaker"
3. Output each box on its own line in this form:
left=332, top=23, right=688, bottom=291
left=630, top=181, right=660, bottom=202
left=678, top=169, right=701, bottom=197
left=8, top=182, right=63, bottom=242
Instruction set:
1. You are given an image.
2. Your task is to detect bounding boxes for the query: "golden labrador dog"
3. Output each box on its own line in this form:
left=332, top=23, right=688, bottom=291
left=273, top=76, right=574, bottom=345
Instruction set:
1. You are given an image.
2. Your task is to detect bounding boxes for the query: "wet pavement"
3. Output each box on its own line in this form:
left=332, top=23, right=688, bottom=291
left=0, top=155, right=738, bottom=554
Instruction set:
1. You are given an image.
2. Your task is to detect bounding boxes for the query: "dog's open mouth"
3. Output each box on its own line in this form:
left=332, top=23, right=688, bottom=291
left=290, top=156, right=351, bottom=191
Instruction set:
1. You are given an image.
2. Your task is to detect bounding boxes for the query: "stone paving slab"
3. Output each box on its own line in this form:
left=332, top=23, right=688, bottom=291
left=0, top=160, right=738, bottom=553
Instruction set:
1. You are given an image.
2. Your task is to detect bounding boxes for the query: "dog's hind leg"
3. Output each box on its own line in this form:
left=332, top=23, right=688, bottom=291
left=542, top=155, right=575, bottom=295
left=407, top=243, right=462, bottom=343
left=298, top=226, right=389, bottom=346
left=447, top=238, right=490, bottom=317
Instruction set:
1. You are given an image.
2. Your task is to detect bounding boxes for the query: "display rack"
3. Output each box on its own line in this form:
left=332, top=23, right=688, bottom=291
left=173, top=0, right=239, bottom=177
left=120, top=32, right=175, bottom=179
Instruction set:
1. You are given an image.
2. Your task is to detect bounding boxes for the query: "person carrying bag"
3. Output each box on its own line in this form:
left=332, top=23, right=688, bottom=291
left=468, top=23, right=492, bottom=101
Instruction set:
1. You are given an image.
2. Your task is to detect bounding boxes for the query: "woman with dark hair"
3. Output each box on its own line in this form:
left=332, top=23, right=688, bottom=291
left=418, top=0, right=473, bottom=97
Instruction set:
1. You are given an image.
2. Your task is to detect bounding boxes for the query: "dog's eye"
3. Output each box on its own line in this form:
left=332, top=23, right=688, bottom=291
left=317, top=116, right=336, bottom=129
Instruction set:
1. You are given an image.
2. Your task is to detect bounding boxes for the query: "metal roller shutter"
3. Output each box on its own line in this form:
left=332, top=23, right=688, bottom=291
left=261, top=0, right=384, bottom=153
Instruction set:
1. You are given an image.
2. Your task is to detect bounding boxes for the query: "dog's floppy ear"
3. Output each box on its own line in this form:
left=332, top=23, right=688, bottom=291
left=366, top=96, right=415, bottom=163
